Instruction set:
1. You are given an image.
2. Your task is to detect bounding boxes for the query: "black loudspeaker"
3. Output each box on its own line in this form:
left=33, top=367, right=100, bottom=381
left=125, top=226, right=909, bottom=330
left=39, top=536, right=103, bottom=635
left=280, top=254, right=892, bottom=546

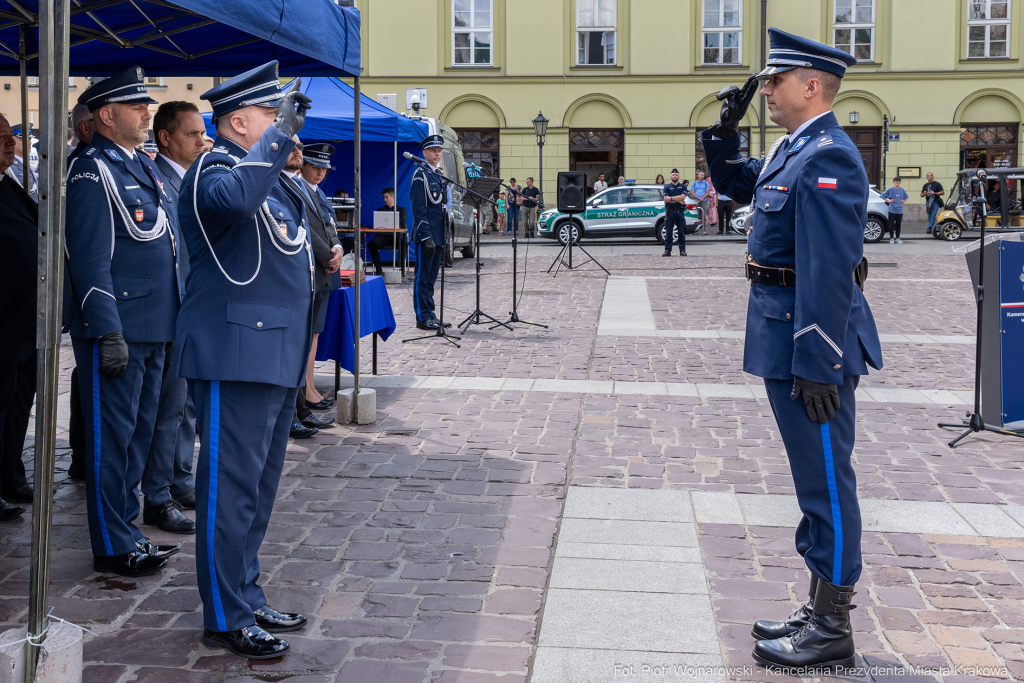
left=557, top=171, right=587, bottom=213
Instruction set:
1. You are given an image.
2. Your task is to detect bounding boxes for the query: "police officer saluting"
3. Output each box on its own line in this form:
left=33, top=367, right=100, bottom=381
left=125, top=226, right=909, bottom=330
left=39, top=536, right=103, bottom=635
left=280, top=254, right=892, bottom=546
left=174, top=62, right=313, bottom=659
left=410, top=134, right=452, bottom=329
left=65, top=67, right=184, bottom=578
left=701, top=29, right=883, bottom=672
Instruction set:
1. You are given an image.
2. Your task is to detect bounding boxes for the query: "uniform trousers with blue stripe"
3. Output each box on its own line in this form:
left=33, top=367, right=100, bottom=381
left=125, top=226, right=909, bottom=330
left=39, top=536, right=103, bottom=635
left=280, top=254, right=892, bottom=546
left=764, top=376, right=862, bottom=587
left=71, top=337, right=165, bottom=557
left=413, top=241, right=443, bottom=324
left=193, top=379, right=295, bottom=632
left=172, top=384, right=197, bottom=497
left=141, top=341, right=189, bottom=507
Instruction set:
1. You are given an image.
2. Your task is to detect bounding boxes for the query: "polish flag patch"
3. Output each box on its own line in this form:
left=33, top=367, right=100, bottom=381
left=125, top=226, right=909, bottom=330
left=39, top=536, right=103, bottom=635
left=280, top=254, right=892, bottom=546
left=817, top=177, right=838, bottom=190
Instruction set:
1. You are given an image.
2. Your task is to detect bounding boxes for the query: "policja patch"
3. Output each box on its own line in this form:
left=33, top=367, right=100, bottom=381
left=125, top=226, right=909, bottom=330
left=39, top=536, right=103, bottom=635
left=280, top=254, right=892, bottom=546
left=135, top=208, right=144, bottom=221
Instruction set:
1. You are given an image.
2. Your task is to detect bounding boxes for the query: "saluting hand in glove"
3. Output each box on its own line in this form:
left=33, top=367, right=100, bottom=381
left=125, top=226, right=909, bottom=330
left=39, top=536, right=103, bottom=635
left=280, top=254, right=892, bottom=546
left=790, top=376, right=840, bottom=424
left=273, top=79, right=312, bottom=138
left=706, top=74, right=759, bottom=140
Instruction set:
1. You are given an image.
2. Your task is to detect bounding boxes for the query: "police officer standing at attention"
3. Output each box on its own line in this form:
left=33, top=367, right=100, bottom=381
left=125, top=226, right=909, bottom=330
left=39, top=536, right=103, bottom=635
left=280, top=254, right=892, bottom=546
left=662, top=168, right=687, bottom=256
left=175, top=62, right=313, bottom=660
left=410, top=134, right=452, bottom=330
left=65, top=67, right=184, bottom=577
left=701, top=29, right=883, bottom=672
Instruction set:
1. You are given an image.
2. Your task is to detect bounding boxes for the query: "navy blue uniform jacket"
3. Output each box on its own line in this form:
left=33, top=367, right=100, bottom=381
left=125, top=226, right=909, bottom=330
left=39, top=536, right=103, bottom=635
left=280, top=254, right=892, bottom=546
left=173, top=127, right=314, bottom=388
left=410, top=165, right=447, bottom=245
left=701, top=111, right=882, bottom=385
left=64, top=133, right=182, bottom=342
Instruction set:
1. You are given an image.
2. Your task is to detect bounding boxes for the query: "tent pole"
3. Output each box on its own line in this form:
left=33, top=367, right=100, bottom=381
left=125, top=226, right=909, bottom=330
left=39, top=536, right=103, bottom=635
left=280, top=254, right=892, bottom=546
left=393, top=141, right=397, bottom=271
left=19, top=24, right=29, bottom=192
left=353, top=76, right=361, bottom=415
left=27, top=0, right=69, bottom=680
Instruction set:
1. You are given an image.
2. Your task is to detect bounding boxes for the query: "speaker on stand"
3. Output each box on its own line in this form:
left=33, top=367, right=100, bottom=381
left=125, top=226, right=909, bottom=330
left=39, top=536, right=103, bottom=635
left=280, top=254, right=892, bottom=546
left=547, top=171, right=609, bottom=276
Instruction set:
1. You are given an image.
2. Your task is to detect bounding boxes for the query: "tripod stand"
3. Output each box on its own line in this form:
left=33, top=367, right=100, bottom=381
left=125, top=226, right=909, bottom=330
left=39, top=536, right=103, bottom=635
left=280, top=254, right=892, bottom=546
left=937, top=172, right=1024, bottom=448
left=457, top=176, right=509, bottom=334
left=547, top=227, right=609, bottom=277
left=493, top=231, right=548, bottom=330
left=403, top=212, right=461, bottom=348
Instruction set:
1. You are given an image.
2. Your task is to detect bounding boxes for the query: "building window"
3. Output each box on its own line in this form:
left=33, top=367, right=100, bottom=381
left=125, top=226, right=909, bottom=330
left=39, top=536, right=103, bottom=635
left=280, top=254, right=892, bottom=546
left=833, top=0, right=875, bottom=61
left=453, top=0, right=492, bottom=66
left=577, top=0, right=616, bottom=65
left=702, top=0, right=742, bottom=65
left=960, top=123, right=1018, bottom=169
left=967, top=0, right=1010, bottom=58
left=456, top=129, right=499, bottom=178
left=144, top=76, right=163, bottom=86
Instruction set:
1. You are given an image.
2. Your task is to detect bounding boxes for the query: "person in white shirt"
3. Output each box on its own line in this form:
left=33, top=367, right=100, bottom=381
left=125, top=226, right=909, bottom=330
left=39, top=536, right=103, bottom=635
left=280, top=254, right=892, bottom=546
left=593, top=173, right=608, bottom=195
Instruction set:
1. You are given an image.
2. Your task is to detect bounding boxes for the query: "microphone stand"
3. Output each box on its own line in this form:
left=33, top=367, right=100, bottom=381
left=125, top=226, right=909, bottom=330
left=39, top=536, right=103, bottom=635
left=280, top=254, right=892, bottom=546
left=491, top=179, right=547, bottom=331
left=457, top=172, right=508, bottom=334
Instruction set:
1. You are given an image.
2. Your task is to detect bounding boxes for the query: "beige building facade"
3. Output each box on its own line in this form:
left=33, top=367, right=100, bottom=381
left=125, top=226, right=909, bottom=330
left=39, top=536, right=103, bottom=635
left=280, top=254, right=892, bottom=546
left=351, top=0, right=1023, bottom=208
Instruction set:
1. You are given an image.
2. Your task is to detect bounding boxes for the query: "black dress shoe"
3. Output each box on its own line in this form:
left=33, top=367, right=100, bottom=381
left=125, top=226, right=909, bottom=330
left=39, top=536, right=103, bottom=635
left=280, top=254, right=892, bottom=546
left=662, top=251, right=672, bottom=257
left=173, top=489, right=196, bottom=511
left=752, top=576, right=816, bottom=640
left=254, top=605, right=308, bottom=633
left=137, top=539, right=181, bottom=560
left=93, top=550, right=167, bottom=577
left=679, top=250, right=687, bottom=256
left=68, top=457, right=86, bottom=481
left=0, top=500, right=25, bottom=521
left=203, top=625, right=289, bottom=660
left=416, top=319, right=440, bottom=330
left=290, top=422, right=318, bottom=439
left=3, top=484, right=33, bottom=505
left=300, top=413, right=335, bottom=429
left=434, top=319, right=452, bottom=328
left=305, top=398, right=335, bottom=411
left=143, top=499, right=196, bottom=534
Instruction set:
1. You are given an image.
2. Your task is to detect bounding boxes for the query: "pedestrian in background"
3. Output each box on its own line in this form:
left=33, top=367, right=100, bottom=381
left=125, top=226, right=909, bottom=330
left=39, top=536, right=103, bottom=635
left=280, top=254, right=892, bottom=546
left=717, top=191, right=734, bottom=235
left=921, top=172, right=944, bottom=235
left=691, top=170, right=710, bottom=234
left=497, top=191, right=506, bottom=234
left=593, top=173, right=608, bottom=195
left=880, top=176, right=909, bottom=243
left=655, top=173, right=665, bottom=185
left=506, top=178, right=521, bottom=237
left=521, top=177, right=540, bottom=238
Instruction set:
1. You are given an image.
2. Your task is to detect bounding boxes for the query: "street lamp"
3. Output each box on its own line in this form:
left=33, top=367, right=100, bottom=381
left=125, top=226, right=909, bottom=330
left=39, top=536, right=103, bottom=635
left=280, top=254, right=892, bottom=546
left=533, top=111, right=549, bottom=208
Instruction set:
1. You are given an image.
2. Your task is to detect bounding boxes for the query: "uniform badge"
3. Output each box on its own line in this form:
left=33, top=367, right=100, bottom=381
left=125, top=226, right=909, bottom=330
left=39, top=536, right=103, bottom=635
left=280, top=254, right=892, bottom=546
left=134, top=208, right=144, bottom=222
left=791, top=136, right=809, bottom=152
left=433, top=192, right=438, bottom=198
left=104, top=149, right=122, bottom=162
left=817, top=177, right=838, bottom=190
left=136, top=66, right=143, bottom=79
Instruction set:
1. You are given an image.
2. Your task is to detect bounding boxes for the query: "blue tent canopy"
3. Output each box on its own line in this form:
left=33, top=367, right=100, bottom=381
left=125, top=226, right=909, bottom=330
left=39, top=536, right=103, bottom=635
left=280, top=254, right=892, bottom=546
left=0, top=0, right=359, bottom=77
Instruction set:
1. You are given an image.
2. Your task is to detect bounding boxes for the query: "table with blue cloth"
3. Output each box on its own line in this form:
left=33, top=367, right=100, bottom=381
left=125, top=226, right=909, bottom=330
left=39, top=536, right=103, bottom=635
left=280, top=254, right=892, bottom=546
left=316, top=275, right=397, bottom=392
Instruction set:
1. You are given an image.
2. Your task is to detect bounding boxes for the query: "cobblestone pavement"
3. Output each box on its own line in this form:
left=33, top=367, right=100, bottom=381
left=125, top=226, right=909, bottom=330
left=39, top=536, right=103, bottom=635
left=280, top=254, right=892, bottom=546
left=7, top=243, right=1022, bottom=682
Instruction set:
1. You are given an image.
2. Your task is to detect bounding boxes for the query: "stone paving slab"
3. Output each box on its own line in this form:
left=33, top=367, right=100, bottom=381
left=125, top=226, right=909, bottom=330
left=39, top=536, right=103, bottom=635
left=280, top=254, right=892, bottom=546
left=549, top=557, right=707, bottom=594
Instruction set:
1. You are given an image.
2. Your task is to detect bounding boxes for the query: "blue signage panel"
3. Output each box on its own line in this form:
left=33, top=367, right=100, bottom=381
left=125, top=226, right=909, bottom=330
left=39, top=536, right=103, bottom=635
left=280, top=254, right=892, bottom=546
left=1000, top=241, right=1024, bottom=426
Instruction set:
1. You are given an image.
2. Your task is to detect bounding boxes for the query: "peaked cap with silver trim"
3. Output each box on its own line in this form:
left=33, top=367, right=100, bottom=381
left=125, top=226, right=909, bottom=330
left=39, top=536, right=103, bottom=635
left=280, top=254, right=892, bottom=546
left=78, top=66, right=158, bottom=112
left=201, top=61, right=283, bottom=119
left=302, top=143, right=335, bottom=169
left=756, top=28, right=857, bottom=82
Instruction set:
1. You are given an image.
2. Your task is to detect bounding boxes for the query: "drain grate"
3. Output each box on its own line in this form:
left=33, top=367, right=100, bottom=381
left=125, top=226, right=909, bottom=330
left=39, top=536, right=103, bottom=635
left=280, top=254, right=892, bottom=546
left=872, top=262, right=897, bottom=267
left=380, top=429, right=417, bottom=438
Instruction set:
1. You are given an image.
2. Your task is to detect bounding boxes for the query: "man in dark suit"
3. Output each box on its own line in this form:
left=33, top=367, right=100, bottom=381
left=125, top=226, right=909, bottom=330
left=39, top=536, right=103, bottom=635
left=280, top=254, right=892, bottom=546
left=0, top=115, right=36, bottom=519
left=280, top=139, right=340, bottom=437
left=137, top=101, right=208, bottom=533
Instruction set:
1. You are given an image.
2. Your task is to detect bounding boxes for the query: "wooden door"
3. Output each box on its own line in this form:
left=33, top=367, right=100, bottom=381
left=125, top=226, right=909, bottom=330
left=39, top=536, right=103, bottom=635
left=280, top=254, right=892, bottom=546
left=844, top=127, right=881, bottom=188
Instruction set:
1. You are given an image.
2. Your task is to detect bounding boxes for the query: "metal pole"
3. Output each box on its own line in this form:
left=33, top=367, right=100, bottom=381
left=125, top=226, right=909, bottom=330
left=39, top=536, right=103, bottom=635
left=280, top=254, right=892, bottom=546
left=759, top=0, right=767, bottom=157
left=28, top=0, right=69, bottom=680
left=19, top=24, right=29, bottom=193
left=353, top=76, right=361, bottom=416
left=393, top=141, right=397, bottom=270
left=538, top=139, right=543, bottom=216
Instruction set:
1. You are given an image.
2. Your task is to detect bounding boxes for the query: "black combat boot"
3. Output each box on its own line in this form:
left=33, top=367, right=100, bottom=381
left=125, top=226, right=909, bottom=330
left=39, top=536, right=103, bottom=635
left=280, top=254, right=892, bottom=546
left=751, top=574, right=817, bottom=640
left=752, top=579, right=857, bottom=672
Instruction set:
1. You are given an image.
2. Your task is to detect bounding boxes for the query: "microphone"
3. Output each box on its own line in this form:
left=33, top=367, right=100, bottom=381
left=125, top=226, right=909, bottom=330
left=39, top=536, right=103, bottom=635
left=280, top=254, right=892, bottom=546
left=403, top=151, right=428, bottom=165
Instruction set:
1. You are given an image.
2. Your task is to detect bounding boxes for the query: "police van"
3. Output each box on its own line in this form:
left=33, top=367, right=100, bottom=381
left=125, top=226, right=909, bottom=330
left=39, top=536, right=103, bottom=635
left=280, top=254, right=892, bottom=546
left=537, top=183, right=701, bottom=245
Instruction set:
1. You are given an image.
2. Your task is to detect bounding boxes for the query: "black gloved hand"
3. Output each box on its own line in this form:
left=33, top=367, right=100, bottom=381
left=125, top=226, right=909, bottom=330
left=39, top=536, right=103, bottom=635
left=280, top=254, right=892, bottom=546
left=273, top=79, right=312, bottom=138
left=97, top=331, right=129, bottom=379
left=706, top=74, right=760, bottom=139
left=790, top=376, right=840, bottom=424
left=422, top=236, right=436, bottom=260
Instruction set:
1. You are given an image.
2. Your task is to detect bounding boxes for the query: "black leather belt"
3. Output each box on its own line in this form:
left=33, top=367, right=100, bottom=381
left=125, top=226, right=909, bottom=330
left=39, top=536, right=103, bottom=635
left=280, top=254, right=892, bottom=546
left=746, top=261, right=795, bottom=286
left=746, top=257, right=870, bottom=291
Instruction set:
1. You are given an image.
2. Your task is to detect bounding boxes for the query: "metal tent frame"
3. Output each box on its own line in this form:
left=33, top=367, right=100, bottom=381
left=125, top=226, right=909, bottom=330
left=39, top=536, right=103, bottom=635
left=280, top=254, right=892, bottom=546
left=1, top=2, right=362, bottom=680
